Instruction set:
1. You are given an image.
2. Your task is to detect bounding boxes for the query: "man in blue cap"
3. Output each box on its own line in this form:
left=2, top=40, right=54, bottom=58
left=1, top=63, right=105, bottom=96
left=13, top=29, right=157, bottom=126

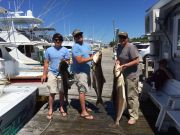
left=71, top=29, right=94, bottom=120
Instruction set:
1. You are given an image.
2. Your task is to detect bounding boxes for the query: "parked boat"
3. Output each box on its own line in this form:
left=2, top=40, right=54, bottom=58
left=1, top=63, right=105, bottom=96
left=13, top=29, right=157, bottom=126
left=0, top=41, right=43, bottom=82
left=0, top=8, right=52, bottom=65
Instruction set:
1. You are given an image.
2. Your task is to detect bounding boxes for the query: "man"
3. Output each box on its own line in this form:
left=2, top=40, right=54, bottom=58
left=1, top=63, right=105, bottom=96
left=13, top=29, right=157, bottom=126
left=116, top=32, right=139, bottom=125
left=71, top=29, right=94, bottom=120
left=146, top=59, right=173, bottom=89
left=41, top=33, right=70, bottom=119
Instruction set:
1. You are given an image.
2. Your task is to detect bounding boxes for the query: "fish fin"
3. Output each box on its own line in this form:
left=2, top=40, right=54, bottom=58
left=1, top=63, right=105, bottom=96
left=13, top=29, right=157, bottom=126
left=103, top=76, right=106, bottom=83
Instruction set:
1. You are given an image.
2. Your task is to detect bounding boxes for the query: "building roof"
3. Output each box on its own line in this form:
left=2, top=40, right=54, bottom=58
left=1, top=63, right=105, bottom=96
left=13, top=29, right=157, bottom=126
left=146, top=0, right=172, bottom=13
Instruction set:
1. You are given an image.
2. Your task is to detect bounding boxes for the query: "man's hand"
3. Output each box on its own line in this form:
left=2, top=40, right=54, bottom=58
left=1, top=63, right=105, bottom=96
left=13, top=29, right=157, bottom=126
left=90, top=54, right=94, bottom=61
left=116, top=64, right=127, bottom=71
left=41, top=74, right=47, bottom=84
left=115, top=60, right=120, bottom=65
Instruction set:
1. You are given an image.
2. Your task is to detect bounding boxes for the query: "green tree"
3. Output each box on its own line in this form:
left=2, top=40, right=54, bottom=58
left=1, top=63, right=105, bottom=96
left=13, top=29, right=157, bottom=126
left=130, top=35, right=148, bottom=43
left=109, top=41, right=117, bottom=47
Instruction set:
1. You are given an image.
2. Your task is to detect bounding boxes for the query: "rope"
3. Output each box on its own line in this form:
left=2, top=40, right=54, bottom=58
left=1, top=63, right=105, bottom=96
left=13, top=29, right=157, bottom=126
left=39, top=119, right=52, bottom=135
left=0, top=78, right=10, bottom=96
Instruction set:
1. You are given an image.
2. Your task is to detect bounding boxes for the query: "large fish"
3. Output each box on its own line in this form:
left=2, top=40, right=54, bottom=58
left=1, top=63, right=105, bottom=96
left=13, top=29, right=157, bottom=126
left=92, top=51, right=106, bottom=105
left=111, top=64, right=126, bottom=126
left=59, top=60, right=71, bottom=104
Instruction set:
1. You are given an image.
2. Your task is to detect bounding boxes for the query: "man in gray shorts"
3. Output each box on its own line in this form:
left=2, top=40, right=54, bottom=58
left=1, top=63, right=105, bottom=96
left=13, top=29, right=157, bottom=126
left=71, top=29, right=94, bottom=120
left=41, top=33, right=70, bottom=120
left=115, top=32, right=140, bottom=125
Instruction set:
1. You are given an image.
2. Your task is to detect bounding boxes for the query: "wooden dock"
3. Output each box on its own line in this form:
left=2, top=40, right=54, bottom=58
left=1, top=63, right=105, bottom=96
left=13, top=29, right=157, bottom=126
left=17, top=48, right=179, bottom=135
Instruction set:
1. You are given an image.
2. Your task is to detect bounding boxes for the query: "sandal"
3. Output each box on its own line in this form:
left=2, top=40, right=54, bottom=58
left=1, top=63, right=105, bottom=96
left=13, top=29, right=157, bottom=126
left=86, top=107, right=92, bottom=112
left=80, top=114, right=94, bottom=120
left=108, top=123, right=119, bottom=128
left=59, top=110, right=67, bottom=117
left=47, top=113, right=53, bottom=120
left=128, top=119, right=136, bottom=125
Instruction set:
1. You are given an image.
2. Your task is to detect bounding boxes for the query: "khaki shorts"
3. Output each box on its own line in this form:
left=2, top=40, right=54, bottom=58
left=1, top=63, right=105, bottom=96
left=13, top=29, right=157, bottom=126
left=47, top=72, right=63, bottom=94
left=74, top=73, right=91, bottom=93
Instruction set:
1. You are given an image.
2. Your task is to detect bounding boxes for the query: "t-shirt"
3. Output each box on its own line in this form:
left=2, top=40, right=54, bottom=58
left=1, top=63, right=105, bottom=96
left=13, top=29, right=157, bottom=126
left=72, top=42, right=92, bottom=74
left=147, top=68, right=173, bottom=90
left=44, top=46, right=70, bottom=76
left=116, top=43, right=139, bottom=78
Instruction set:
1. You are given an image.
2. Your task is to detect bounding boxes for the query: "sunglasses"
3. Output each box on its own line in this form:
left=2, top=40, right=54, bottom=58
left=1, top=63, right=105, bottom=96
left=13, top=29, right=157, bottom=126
left=119, top=35, right=127, bottom=39
left=54, top=38, right=62, bottom=42
left=119, top=36, right=127, bottom=41
left=75, top=34, right=83, bottom=38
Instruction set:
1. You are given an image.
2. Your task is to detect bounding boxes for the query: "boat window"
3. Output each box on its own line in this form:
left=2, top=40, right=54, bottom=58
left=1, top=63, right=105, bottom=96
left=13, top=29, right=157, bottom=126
left=0, top=37, right=5, bottom=42
left=173, top=15, right=180, bottom=59
left=177, top=19, right=180, bottom=50
left=0, top=49, right=2, bottom=58
left=5, top=47, right=11, bottom=52
left=17, top=45, right=34, bottom=57
left=18, top=45, right=25, bottom=53
left=145, top=16, right=150, bottom=34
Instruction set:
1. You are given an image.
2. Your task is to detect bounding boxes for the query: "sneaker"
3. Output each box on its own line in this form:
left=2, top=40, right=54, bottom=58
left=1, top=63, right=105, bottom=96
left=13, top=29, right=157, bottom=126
left=128, top=119, right=136, bottom=125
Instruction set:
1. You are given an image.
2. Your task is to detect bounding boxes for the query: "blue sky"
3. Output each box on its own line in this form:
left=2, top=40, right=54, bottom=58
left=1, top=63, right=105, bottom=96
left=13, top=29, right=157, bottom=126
left=1, top=0, right=158, bottom=43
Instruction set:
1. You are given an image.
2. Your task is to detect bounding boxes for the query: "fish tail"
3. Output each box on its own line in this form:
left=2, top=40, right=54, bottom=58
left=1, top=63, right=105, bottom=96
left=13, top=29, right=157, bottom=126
left=96, top=98, right=104, bottom=106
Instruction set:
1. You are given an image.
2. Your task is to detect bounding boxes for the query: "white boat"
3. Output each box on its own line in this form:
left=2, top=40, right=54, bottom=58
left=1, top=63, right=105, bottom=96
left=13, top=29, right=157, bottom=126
left=0, top=41, right=43, bottom=82
left=0, top=82, right=38, bottom=134
left=0, top=7, right=73, bottom=81
left=0, top=8, right=52, bottom=65
left=0, top=6, right=43, bottom=135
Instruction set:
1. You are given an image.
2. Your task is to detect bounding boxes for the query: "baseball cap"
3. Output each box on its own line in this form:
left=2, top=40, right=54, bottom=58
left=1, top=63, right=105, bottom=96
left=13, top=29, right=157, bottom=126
left=118, top=32, right=128, bottom=38
left=72, top=29, right=83, bottom=37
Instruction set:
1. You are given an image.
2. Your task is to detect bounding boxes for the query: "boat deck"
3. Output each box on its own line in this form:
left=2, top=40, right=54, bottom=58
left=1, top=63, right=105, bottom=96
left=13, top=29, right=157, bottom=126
left=0, top=85, right=36, bottom=115
left=16, top=48, right=179, bottom=135
left=0, top=85, right=37, bottom=134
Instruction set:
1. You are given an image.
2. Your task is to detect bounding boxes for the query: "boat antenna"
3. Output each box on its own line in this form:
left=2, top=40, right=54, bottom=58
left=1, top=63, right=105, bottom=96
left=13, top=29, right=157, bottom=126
left=112, top=19, right=115, bottom=42
left=64, top=20, right=66, bottom=36
left=46, top=0, right=71, bottom=27
left=93, top=24, right=94, bottom=43
left=32, top=4, right=33, bottom=14
left=29, top=0, right=30, bottom=9
left=38, top=0, right=52, bottom=17
left=38, top=0, right=57, bottom=18
left=47, top=13, right=72, bottom=28
left=14, top=0, right=17, bottom=11
left=8, top=1, right=11, bottom=10
left=68, top=22, right=70, bottom=36
left=16, top=0, right=24, bottom=11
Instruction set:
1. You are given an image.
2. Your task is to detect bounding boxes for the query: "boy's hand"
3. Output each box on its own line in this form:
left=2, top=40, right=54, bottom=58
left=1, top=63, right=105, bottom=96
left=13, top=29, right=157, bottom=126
left=41, top=75, right=47, bottom=84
